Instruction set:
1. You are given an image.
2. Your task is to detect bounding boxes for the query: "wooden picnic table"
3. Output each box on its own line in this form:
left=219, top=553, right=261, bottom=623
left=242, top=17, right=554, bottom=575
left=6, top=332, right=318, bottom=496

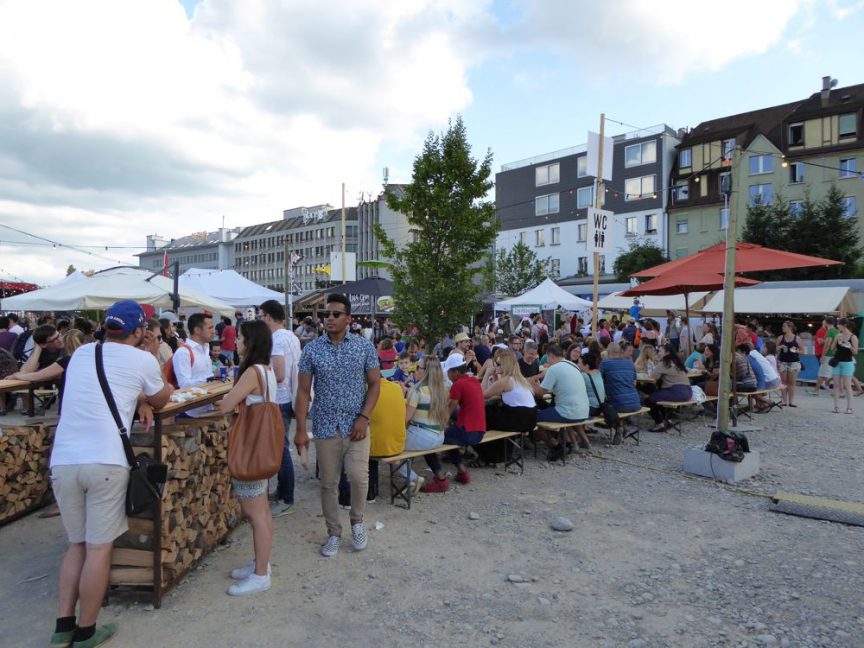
left=0, top=378, right=56, bottom=417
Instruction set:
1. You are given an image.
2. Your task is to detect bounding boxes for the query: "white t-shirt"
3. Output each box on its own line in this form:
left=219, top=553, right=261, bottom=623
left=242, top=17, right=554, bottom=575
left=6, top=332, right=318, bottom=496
left=171, top=338, right=213, bottom=416
left=51, top=342, right=164, bottom=468
left=271, top=328, right=301, bottom=405
left=9, top=324, right=23, bottom=336
left=501, top=381, right=536, bottom=408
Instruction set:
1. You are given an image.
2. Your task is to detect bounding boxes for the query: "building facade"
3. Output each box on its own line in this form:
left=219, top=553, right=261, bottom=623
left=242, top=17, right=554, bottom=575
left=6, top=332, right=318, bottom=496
left=233, top=205, right=358, bottom=294
left=668, top=78, right=864, bottom=256
left=494, top=124, right=680, bottom=282
left=357, top=184, right=411, bottom=280
left=137, top=228, right=240, bottom=274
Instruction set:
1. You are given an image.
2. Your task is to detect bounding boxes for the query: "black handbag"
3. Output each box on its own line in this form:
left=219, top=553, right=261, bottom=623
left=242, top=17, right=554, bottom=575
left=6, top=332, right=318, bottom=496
left=95, top=343, right=168, bottom=515
left=587, top=371, right=620, bottom=427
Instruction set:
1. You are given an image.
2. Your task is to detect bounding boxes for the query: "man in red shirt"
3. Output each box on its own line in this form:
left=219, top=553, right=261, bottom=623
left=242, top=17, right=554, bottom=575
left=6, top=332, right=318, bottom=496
left=219, top=316, right=237, bottom=365
left=421, top=354, right=486, bottom=493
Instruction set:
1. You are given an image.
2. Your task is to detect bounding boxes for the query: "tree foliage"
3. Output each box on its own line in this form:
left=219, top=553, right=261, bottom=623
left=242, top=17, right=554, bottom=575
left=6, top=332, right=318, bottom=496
left=742, top=185, right=861, bottom=279
left=491, top=241, right=547, bottom=296
left=65, top=264, right=77, bottom=276
left=613, top=239, right=668, bottom=282
left=377, top=116, right=498, bottom=342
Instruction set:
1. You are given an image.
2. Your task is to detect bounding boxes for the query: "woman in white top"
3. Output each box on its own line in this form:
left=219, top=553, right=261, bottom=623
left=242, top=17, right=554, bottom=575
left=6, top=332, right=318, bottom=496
left=219, top=320, right=278, bottom=597
left=482, top=350, right=537, bottom=432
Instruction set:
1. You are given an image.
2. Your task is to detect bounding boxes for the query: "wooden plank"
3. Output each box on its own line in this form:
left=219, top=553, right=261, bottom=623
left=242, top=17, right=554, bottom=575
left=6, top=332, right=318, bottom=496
left=112, top=548, right=153, bottom=568
left=126, top=517, right=154, bottom=535
left=109, top=567, right=153, bottom=586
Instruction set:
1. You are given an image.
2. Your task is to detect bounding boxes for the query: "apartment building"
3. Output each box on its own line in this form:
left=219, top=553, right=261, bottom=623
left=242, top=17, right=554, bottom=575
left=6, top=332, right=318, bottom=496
left=668, top=78, right=864, bottom=256
left=137, top=228, right=240, bottom=274
left=494, top=125, right=680, bottom=281
left=233, top=205, right=358, bottom=294
left=357, top=184, right=411, bottom=280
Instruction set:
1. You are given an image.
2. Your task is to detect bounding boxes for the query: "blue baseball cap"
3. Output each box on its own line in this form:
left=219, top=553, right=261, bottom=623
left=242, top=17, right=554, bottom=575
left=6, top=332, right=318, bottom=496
left=104, top=300, right=146, bottom=333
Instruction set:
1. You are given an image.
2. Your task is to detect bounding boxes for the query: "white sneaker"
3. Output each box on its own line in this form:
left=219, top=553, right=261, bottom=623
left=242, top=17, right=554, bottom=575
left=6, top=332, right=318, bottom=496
left=227, top=572, right=271, bottom=596
left=320, top=535, right=341, bottom=557
left=351, top=522, right=368, bottom=551
left=230, top=560, right=271, bottom=580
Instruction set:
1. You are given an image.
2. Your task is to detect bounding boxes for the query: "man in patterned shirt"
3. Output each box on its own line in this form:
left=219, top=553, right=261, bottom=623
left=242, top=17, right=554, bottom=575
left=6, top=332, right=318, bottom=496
left=295, top=293, right=380, bottom=557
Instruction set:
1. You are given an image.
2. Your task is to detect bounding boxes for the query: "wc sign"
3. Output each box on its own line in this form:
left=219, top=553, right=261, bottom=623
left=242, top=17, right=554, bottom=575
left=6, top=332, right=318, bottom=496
left=587, top=207, right=614, bottom=253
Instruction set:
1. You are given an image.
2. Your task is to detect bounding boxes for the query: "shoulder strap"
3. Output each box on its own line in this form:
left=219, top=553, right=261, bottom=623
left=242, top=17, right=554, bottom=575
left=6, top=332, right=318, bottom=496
left=95, top=343, right=137, bottom=468
left=586, top=371, right=601, bottom=402
left=254, top=364, right=269, bottom=401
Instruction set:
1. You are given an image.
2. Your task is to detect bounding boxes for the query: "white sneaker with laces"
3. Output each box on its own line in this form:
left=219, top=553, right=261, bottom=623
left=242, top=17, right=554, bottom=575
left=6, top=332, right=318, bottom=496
left=320, top=535, right=341, bottom=557
left=230, top=560, right=271, bottom=580
left=351, top=522, right=368, bottom=551
left=227, top=572, right=271, bottom=596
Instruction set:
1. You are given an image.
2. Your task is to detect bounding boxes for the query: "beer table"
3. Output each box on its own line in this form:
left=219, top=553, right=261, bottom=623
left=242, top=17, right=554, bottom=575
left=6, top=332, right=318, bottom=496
left=109, top=380, right=238, bottom=608
left=0, top=378, right=56, bottom=417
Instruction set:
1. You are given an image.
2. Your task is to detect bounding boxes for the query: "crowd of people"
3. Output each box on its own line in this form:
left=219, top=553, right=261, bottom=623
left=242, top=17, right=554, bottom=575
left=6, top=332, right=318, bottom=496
left=0, top=299, right=860, bottom=647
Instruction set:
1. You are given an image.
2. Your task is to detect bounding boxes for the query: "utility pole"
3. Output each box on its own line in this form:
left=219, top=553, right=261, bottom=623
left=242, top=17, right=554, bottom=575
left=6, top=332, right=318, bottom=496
left=341, top=182, right=347, bottom=286
left=716, top=148, right=738, bottom=432
left=591, top=113, right=606, bottom=334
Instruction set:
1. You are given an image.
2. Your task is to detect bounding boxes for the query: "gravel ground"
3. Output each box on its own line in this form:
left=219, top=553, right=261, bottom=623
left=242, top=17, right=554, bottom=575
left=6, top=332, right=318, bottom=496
left=1, top=387, right=863, bottom=648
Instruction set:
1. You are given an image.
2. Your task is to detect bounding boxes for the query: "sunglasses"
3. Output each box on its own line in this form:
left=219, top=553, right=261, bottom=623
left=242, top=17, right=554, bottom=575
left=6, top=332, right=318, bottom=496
left=323, top=310, right=347, bottom=319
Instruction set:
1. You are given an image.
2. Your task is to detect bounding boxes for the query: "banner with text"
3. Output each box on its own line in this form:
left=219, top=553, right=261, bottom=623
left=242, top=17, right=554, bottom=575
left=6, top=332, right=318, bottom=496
left=586, top=207, right=614, bottom=254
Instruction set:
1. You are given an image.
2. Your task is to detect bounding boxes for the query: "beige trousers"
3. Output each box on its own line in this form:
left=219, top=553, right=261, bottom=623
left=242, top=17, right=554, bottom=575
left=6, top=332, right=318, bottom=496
left=314, top=435, right=370, bottom=537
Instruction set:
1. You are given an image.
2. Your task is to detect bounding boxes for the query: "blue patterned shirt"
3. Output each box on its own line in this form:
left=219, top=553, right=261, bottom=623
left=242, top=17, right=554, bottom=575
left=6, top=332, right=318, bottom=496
left=298, top=332, right=380, bottom=439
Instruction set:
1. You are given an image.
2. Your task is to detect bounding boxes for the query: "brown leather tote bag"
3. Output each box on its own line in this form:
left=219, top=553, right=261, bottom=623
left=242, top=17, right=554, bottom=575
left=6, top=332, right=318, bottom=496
left=227, top=365, right=285, bottom=481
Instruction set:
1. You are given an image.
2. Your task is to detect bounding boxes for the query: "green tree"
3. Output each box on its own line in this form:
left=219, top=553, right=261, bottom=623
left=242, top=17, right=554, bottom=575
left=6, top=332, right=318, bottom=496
left=65, top=264, right=77, bottom=276
left=491, top=241, right=547, bottom=296
left=613, top=239, right=668, bottom=282
left=378, top=116, right=497, bottom=343
left=742, top=193, right=791, bottom=250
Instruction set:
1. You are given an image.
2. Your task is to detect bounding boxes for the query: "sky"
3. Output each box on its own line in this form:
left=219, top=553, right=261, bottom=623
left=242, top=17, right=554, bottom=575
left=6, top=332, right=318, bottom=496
left=1, top=0, right=864, bottom=285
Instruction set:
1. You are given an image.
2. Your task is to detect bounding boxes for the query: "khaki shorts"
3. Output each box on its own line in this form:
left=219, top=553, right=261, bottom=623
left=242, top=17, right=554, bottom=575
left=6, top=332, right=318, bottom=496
left=50, top=464, right=129, bottom=545
left=818, top=355, right=834, bottom=379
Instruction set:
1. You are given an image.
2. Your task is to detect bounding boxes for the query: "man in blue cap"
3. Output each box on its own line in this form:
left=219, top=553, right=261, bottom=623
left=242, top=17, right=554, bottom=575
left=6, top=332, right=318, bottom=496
left=49, top=300, right=173, bottom=648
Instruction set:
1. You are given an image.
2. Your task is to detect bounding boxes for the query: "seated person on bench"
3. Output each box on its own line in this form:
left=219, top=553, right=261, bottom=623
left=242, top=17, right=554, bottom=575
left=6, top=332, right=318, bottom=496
left=744, top=344, right=781, bottom=412
left=600, top=341, right=641, bottom=415
left=420, top=355, right=486, bottom=493
left=645, top=343, right=692, bottom=432
left=481, top=350, right=537, bottom=432
left=734, top=345, right=758, bottom=393
left=532, top=343, right=590, bottom=459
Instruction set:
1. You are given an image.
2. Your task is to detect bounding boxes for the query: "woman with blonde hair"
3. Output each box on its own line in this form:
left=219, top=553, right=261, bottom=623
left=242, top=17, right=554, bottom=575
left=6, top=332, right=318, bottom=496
left=634, top=344, right=657, bottom=378
left=482, top=350, right=537, bottom=432
left=397, top=356, right=450, bottom=491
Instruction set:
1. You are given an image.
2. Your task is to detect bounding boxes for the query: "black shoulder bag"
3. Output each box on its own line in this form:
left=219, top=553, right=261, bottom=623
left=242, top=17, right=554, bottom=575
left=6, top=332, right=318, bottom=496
left=95, top=343, right=168, bottom=515
left=586, top=371, right=620, bottom=427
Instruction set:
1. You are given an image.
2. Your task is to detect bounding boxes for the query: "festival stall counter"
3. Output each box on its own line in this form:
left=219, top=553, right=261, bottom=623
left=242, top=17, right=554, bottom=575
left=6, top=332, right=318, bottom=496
left=109, top=380, right=239, bottom=608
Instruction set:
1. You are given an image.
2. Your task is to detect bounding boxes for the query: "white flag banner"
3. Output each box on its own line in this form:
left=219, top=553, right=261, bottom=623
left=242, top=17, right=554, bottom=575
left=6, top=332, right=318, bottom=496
left=587, top=131, right=614, bottom=181
left=586, top=207, right=614, bottom=253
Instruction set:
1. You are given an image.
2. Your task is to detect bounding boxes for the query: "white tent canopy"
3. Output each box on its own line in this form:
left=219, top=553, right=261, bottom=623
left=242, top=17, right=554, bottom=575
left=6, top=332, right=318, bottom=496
left=495, top=278, right=593, bottom=312
left=0, top=267, right=235, bottom=316
left=179, top=268, right=284, bottom=308
left=701, top=286, right=857, bottom=315
left=598, top=291, right=710, bottom=317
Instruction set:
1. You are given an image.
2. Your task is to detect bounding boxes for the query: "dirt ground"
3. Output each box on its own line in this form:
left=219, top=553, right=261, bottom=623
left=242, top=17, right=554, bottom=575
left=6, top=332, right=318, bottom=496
left=2, top=389, right=863, bottom=648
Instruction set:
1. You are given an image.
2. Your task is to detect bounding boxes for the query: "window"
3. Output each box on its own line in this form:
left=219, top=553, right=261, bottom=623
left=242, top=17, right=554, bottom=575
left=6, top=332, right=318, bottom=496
left=722, top=138, right=736, bottom=160
left=789, top=162, right=804, bottom=183
left=790, top=200, right=804, bottom=218
left=839, top=113, right=857, bottom=138
left=578, top=257, right=588, bottom=274
left=548, top=258, right=560, bottom=279
left=840, top=158, right=857, bottom=178
left=519, top=231, right=528, bottom=245
left=551, top=227, right=560, bottom=245
left=749, top=183, right=774, bottom=205
left=625, top=175, right=655, bottom=201
left=841, top=196, right=858, bottom=219
left=535, top=229, right=545, bottom=247
left=535, top=193, right=560, bottom=216
left=577, top=156, right=587, bottom=178
left=625, top=217, right=638, bottom=236
left=577, top=223, right=587, bottom=242
left=576, top=186, right=594, bottom=208
left=719, top=208, right=729, bottom=230
left=679, top=148, right=692, bottom=168
left=676, top=216, right=688, bottom=234
left=788, top=122, right=804, bottom=146
left=645, top=214, right=658, bottom=233
left=674, top=180, right=689, bottom=202
left=625, top=141, right=657, bottom=167
left=749, top=155, right=773, bottom=175
left=535, top=163, right=560, bottom=187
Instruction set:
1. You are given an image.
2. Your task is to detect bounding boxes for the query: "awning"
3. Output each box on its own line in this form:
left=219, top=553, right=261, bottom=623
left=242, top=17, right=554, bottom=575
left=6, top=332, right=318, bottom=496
left=597, top=291, right=710, bottom=317
left=700, top=286, right=857, bottom=315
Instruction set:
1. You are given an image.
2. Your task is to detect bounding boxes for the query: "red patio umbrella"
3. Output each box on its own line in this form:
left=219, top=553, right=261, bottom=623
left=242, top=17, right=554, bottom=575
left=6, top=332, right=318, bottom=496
left=631, top=242, right=842, bottom=279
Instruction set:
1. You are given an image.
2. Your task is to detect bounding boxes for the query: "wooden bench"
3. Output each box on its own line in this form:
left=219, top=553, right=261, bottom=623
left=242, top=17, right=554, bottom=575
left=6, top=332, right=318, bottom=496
left=655, top=396, right=718, bottom=434
left=372, top=430, right=526, bottom=509
left=736, top=385, right=787, bottom=418
left=535, top=407, right=651, bottom=462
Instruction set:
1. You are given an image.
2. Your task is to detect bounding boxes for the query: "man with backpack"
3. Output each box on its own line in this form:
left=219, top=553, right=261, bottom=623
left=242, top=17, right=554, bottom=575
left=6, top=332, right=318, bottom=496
left=169, top=312, right=215, bottom=416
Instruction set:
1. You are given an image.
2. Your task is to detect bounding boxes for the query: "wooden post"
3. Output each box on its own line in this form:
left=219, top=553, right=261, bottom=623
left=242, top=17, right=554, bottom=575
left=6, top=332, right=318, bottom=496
left=591, top=113, right=606, bottom=334
left=716, top=148, right=739, bottom=432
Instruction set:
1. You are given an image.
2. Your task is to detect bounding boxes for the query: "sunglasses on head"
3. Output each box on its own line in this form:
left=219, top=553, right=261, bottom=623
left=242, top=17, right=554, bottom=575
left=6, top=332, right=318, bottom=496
left=323, top=310, right=347, bottom=319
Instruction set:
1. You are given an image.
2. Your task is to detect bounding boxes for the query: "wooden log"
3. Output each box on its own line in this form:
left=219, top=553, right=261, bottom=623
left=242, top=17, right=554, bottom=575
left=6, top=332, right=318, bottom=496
left=109, top=567, right=154, bottom=586
left=111, top=548, right=153, bottom=568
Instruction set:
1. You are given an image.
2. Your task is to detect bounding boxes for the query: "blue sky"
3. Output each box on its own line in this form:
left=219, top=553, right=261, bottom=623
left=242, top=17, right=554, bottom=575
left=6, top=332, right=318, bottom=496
left=1, top=0, right=863, bottom=284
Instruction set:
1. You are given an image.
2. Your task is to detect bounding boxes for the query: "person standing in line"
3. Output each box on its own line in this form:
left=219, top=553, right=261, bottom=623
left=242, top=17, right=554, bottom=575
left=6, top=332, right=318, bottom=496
left=260, top=299, right=301, bottom=515
left=49, top=301, right=172, bottom=648
left=294, top=294, right=380, bottom=558
left=170, top=312, right=215, bottom=416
